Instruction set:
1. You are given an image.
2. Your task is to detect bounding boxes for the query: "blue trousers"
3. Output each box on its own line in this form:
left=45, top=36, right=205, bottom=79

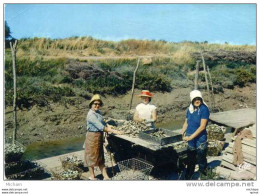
left=185, top=142, right=208, bottom=179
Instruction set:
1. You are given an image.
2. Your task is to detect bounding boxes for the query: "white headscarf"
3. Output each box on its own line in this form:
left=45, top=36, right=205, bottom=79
left=188, top=90, right=208, bottom=114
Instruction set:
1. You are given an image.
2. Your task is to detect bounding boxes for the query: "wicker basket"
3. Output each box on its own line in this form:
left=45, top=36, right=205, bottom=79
left=51, top=166, right=81, bottom=180
left=115, top=158, right=154, bottom=180
left=59, top=155, right=84, bottom=173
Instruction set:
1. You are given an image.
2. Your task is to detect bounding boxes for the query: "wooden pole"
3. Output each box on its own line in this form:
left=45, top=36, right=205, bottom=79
left=200, top=52, right=211, bottom=107
left=10, top=40, right=18, bottom=144
left=194, top=60, right=200, bottom=90
left=207, top=65, right=215, bottom=109
left=129, top=58, right=140, bottom=110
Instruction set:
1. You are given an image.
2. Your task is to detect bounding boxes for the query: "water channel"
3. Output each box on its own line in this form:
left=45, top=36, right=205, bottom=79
left=23, top=120, right=184, bottom=160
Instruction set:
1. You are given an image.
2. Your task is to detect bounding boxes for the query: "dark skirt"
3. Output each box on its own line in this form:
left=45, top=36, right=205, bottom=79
left=84, top=131, right=105, bottom=167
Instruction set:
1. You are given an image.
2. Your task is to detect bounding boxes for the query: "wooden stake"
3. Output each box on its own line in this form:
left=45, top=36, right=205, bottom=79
left=200, top=52, right=211, bottom=107
left=10, top=40, right=18, bottom=144
left=129, top=58, right=140, bottom=110
left=194, top=60, right=200, bottom=90
left=207, top=65, right=215, bottom=109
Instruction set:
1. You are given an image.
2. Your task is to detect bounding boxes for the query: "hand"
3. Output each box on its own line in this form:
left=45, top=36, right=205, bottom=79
left=145, top=119, right=154, bottom=124
left=113, top=130, right=123, bottom=135
left=107, top=125, right=113, bottom=131
left=107, top=124, right=114, bottom=129
left=183, top=136, right=192, bottom=142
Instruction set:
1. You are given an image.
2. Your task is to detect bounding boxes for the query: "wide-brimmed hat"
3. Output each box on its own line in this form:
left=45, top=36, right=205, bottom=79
left=138, top=90, right=153, bottom=98
left=89, top=94, right=103, bottom=108
left=189, top=90, right=208, bottom=113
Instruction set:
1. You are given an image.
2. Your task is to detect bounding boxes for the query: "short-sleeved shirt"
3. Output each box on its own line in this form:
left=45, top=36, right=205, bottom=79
left=136, top=103, right=157, bottom=120
left=86, top=109, right=106, bottom=132
left=186, top=104, right=210, bottom=148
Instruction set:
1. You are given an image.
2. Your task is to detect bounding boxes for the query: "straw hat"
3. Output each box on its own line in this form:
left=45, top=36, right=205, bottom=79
left=89, top=94, right=103, bottom=108
left=138, top=90, right=153, bottom=98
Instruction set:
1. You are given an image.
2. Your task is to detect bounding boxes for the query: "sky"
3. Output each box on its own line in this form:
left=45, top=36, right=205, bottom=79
left=4, top=4, right=256, bottom=45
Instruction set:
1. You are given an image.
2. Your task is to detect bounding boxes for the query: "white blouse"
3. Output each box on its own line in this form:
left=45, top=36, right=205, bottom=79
left=136, top=103, right=157, bottom=120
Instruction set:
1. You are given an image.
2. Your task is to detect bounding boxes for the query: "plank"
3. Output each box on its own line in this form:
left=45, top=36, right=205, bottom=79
left=36, top=150, right=84, bottom=171
left=231, top=137, right=256, bottom=148
left=229, top=142, right=256, bottom=156
left=113, top=134, right=161, bottom=151
left=222, top=152, right=256, bottom=166
left=216, top=166, right=255, bottom=180
left=249, top=125, right=256, bottom=138
left=225, top=147, right=256, bottom=164
left=209, top=108, right=256, bottom=129
left=221, top=160, right=256, bottom=175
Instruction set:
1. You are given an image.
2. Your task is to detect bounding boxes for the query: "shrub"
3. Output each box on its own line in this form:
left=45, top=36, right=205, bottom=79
left=135, top=70, right=172, bottom=92
left=6, top=79, right=75, bottom=109
left=234, top=69, right=255, bottom=87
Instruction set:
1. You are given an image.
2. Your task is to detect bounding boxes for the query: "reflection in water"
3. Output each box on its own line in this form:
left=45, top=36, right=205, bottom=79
left=23, top=136, right=85, bottom=160
left=156, top=120, right=184, bottom=130
left=24, top=120, right=184, bottom=160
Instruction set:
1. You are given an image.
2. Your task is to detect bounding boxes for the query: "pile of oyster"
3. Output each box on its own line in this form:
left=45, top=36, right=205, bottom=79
left=206, top=124, right=226, bottom=141
left=112, top=169, right=147, bottom=180
left=60, top=155, right=84, bottom=172
left=207, top=141, right=222, bottom=156
left=173, top=141, right=188, bottom=150
left=115, top=121, right=149, bottom=138
left=52, top=169, right=80, bottom=180
left=206, top=124, right=226, bottom=156
left=150, top=129, right=168, bottom=138
left=5, top=143, right=25, bottom=163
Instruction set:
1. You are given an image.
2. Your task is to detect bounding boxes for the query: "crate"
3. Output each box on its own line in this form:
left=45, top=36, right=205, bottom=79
left=5, top=160, right=38, bottom=176
left=115, top=158, right=154, bottom=180
left=5, top=160, right=49, bottom=180
left=139, top=128, right=182, bottom=146
left=6, top=166, right=46, bottom=180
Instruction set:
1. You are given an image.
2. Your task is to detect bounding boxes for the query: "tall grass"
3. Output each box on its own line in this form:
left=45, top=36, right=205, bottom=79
left=5, top=37, right=256, bottom=109
left=17, top=37, right=256, bottom=59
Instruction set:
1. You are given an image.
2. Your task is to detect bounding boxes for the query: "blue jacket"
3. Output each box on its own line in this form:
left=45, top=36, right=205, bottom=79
left=86, top=109, right=106, bottom=132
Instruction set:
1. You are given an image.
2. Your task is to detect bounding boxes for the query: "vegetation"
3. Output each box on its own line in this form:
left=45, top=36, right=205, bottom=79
left=5, top=21, right=12, bottom=40
left=4, top=37, right=256, bottom=109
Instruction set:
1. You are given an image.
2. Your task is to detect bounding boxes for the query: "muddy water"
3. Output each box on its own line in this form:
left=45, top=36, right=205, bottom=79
left=156, top=119, right=184, bottom=130
left=24, top=120, right=184, bottom=160
left=23, top=136, right=86, bottom=160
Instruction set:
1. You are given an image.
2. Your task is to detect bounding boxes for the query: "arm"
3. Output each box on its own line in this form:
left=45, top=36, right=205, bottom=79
left=104, top=124, right=123, bottom=135
left=152, top=109, right=157, bottom=122
left=183, top=119, right=208, bottom=141
left=180, top=118, right=188, bottom=137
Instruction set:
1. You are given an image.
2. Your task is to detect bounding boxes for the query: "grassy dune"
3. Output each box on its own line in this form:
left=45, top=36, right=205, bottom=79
left=5, top=37, right=256, bottom=109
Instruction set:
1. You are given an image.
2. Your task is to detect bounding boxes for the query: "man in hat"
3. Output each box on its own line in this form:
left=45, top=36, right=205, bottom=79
left=134, top=90, right=157, bottom=129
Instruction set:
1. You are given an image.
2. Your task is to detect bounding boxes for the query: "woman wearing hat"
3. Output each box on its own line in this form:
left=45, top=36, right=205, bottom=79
left=181, top=90, right=210, bottom=179
left=134, top=90, right=157, bottom=129
left=84, top=94, right=121, bottom=180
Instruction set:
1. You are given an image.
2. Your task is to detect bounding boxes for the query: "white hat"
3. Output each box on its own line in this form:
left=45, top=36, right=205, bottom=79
left=188, top=90, right=207, bottom=113
left=190, top=90, right=203, bottom=102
